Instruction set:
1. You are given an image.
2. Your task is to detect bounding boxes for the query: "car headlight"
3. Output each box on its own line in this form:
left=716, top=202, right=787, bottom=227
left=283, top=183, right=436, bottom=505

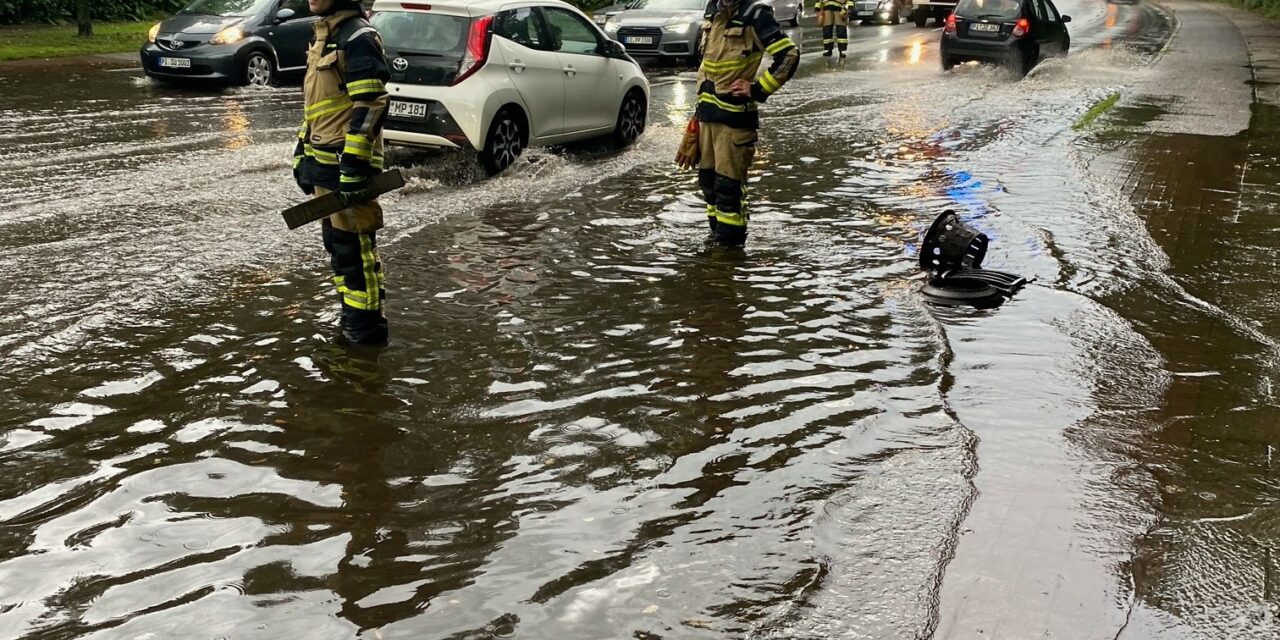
left=663, top=23, right=692, bottom=34
left=605, top=20, right=620, bottom=33
left=148, top=23, right=161, bottom=43
left=594, top=14, right=608, bottom=25
left=209, top=25, right=245, bottom=46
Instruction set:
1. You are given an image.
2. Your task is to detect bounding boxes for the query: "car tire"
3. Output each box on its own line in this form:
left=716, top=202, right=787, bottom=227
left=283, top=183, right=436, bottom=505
left=942, top=55, right=957, bottom=70
left=612, top=89, right=647, bottom=148
left=913, top=6, right=928, bottom=26
left=1012, top=48, right=1036, bottom=77
left=479, top=107, right=527, bottom=176
left=243, top=51, right=274, bottom=88
left=789, top=6, right=801, bottom=26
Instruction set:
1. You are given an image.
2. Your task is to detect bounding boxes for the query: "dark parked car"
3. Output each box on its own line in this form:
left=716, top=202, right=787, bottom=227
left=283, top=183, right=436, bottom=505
left=940, top=0, right=1070, bottom=76
left=141, top=0, right=319, bottom=86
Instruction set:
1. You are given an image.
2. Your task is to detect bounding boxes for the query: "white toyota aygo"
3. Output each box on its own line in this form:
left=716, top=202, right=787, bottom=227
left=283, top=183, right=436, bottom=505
left=370, top=0, right=651, bottom=174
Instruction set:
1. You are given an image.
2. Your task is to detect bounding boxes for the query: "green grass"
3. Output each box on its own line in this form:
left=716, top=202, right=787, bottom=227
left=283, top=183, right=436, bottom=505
left=1213, top=0, right=1280, bottom=19
left=1073, top=92, right=1122, bottom=131
left=0, top=21, right=155, bottom=61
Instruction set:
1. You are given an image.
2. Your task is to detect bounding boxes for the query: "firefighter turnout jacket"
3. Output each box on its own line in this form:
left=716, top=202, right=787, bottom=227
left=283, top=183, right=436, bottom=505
left=294, top=10, right=390, bottom=232
left=695, top=0, right=800, bottom=130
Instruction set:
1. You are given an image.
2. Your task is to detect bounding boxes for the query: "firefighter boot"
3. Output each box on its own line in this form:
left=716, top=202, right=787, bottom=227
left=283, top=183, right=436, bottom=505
left=323, top=220, right=388, bottom=346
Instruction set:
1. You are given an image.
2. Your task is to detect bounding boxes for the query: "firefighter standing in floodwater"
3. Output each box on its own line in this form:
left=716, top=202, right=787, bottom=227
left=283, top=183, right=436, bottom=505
left=815, top=0, right=849, bottom=57
left=675, top=0, right=799, bottom=247
left=293, top=0, right=390, bottom=345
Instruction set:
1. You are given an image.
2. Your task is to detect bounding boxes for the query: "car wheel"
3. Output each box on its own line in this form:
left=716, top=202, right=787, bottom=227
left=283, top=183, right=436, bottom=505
left=1011, top=48, right=1036, bottom=77
left=612, top=90, right=647, bottom=148
left=789, top=5, right=801, bottom=26
left=942, top=55, right=957, bottom=70
left=913, top=6, right=928, bottom=26
left=479, top=108, right=526, bottom=176
left=1062, top=36, right=1070, bottom=56
left=244, top=51, right=274, bottom=87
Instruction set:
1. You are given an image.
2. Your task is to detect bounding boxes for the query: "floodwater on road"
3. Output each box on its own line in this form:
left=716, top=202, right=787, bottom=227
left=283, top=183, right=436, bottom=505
left=1, top=1, right=1275, bottom=638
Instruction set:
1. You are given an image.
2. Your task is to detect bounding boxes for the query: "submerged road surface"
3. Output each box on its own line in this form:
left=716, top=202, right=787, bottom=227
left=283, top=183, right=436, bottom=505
left=1, top=1, right=1277, bottom=638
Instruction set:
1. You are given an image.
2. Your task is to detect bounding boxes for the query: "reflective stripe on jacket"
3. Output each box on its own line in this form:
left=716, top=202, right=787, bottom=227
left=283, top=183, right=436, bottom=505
left=294, top=11, right=390, bottom=191
left=695, top=0, right=799, bottom=129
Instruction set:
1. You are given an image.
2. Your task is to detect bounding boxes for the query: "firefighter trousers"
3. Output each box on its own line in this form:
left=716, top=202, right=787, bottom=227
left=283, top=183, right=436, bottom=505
left=697, top=122, right=757, bottom=247
left=818, top=8, right=849, bottom=54
left=317, top=187, right=388, bottom=343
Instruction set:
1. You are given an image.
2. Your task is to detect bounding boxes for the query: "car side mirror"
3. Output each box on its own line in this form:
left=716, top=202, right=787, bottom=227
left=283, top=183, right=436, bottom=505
left=276, top=8, right=296, bottom=21
left=603, top=39, right=627, bottom=57
left=1061, top=14, right=1071, bottom=22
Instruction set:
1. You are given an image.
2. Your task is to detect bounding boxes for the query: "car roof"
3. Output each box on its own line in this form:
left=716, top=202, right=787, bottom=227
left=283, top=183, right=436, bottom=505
left=371, top=0, right=584, bottom=17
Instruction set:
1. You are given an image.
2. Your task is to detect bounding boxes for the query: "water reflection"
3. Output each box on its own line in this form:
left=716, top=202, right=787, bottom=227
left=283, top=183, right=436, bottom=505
left=221, top=98, right=252, bottom=151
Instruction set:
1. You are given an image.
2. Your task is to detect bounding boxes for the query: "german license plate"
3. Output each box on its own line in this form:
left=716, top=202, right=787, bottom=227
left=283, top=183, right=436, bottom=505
left=857, top=11, right=874, bottom=16
left=971, top=22, right=1000, bottom=31
left=158, top=57, right=190, bottom=68
left=625, top=36, right=654, bottom=45
left=389, top=100, right=427, bottom=119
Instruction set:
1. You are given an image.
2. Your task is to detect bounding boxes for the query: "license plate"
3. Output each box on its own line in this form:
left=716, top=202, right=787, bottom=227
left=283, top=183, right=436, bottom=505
left=625, top=36, right=654, bottom=45
left=971, top=22, right=1000, bottom=31
left=389, top=100, right=428, bottom=119
left=158, top=57, right=190, bottom=68
left=857, top=11, right=874, bottom=16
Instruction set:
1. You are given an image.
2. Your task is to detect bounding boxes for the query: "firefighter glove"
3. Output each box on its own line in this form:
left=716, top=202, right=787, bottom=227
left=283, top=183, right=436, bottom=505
left=674, top=117, right=700, bottom=171
left=292, top=141, right=313, bottom=195
left=339, top=169, right=372, bottom=206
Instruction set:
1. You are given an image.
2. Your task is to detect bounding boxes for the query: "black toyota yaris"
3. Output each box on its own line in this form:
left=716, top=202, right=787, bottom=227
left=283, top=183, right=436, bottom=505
left=140, top=0, right=320, bottom=86
left=940, top=0, right=1071, bottom=76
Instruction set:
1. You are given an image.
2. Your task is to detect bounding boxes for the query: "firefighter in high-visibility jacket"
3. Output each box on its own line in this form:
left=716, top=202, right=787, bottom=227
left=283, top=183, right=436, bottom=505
left=674, top=0, right=799, bottom=247
left=293, top=0, right=390, bottom=345
left=815, top=0, right=849, bottom=56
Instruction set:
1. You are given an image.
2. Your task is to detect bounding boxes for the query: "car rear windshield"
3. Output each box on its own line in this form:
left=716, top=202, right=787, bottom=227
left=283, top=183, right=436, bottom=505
left=955, top=0, right=1022, bottom=19
left=178, top=0, right=272, bottom=17
left=372, top=11, right=470, bottom=55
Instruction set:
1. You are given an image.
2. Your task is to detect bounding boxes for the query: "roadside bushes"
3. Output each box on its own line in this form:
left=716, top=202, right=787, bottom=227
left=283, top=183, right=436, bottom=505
left=1231, top=0, right=1280, bottom=19
left=569, top=0, right=617, bottom=10
left=0, top=0, right=185, bottom=25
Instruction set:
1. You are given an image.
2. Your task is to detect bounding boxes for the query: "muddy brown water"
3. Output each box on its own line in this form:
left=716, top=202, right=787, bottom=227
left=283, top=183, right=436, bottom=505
left=1, top=2, right=1275, bottom=638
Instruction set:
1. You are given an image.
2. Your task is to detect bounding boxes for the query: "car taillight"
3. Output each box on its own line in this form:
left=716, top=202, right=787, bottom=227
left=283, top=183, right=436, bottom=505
left=944, top=13, right=956, bottom=33
left=453, top=14, right=494, bottom=86
left=1012, top=17, right=1030, bottom=38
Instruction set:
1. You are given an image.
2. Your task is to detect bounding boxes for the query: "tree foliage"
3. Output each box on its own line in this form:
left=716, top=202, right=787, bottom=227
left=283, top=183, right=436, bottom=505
left=0, top=0, right=622, bottom=25
left=0, top=0, right=186, bottom=25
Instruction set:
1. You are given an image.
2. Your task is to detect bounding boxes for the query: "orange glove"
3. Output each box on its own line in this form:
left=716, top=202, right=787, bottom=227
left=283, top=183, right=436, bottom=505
left=674, top=117, right=700, bottom=170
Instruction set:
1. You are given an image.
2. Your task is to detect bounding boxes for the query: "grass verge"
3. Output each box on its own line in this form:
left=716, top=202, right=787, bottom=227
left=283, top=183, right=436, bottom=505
left=0, top=21, right=153, bottom=62
left=1073, top=92, right=1122, bottom=131
left=1212, top=0, right=1280, bottom=20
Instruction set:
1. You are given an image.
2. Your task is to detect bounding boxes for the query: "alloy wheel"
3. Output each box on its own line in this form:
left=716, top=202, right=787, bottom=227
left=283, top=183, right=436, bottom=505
left=246, top=54, right=272, bottom=87
left=492, top=118, right=522, bottom=170
left=619, top=97, right=644, bottom=144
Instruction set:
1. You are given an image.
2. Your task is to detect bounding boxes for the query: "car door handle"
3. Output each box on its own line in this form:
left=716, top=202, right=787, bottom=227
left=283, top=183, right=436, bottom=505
left=563, top=66, right=576, bottom=76
left=508, top=61, right=526, bottom=72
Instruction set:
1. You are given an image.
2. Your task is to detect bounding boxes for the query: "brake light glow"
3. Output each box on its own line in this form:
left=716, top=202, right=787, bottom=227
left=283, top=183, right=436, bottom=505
left=453, top=14, right=494, bottom=86
left=944, top=13, right=956, bottom=33
left=1012, top=17, right=1030, bottom=38
left=400, top=3, right=432, bottom=9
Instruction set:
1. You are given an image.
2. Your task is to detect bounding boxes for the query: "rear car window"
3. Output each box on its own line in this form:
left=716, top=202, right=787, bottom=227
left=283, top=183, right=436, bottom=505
left=371, top=11, right=469, bottom=54
left=495, top=7, right=549, bottom=50
left=955, top=0, right=1022, bottom=19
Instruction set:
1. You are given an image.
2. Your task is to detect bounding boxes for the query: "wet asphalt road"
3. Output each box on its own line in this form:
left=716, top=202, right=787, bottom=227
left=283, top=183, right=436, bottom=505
left=1, top=1, right=1278, bottom=638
